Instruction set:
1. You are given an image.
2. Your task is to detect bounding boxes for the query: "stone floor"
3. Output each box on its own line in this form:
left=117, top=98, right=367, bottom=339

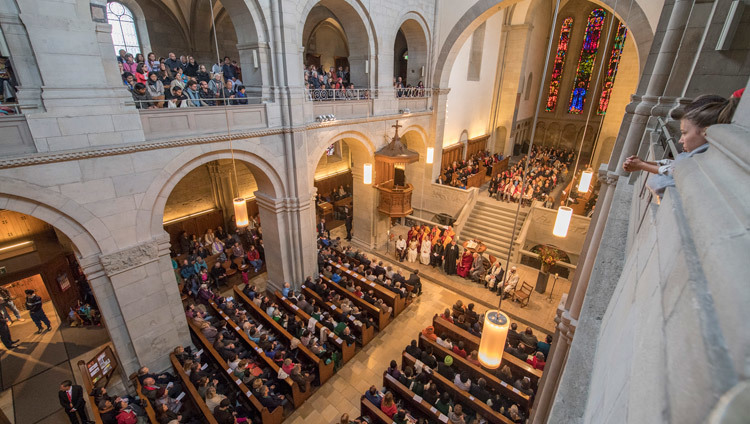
left=0, top=302, right=116, bottom=424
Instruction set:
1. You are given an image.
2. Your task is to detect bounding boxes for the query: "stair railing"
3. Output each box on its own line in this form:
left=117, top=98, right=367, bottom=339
left=453, top=187, right=479, bottom=238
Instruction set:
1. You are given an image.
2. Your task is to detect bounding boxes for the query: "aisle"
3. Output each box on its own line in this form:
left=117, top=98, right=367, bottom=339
left=282, top=279, right=476, bottom=423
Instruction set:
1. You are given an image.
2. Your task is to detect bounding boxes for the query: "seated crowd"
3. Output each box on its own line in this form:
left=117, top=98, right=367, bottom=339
left=173, top=217, right=265, bottom=299
left=436, top=150, right=505, bottom=189
left=487, top=146, right=573, bottom=205
left=117, top=49, right=250, bottom=109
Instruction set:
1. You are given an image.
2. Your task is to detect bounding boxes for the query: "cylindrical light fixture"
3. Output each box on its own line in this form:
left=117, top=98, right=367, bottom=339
left=478, top=311, right=510, bottom=369
left=426, top=147, right=434, bottom=164
left=363, top=163, right=373, bottom=185
left=578, top=170, right=593, bottom=192
left=234, top=198, right=249, bottom=228
left=553, top=206, right=573, bottom=237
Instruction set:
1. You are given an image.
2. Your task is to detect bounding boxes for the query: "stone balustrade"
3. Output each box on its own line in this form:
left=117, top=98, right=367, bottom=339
left=139, top=104, right=268, bottom=141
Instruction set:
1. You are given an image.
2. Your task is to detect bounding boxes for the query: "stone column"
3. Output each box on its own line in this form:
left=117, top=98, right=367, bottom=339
left=98, top=235, right=191, bottom=373
left=79, top=254, right=139, bottom=377
left=616, top=0, right=693, bottom=174
left=207, top=162, right=233, bottom=227
left=0, top=11, right=43, bottom=111
left=255, top=192, right=317, bottom=290
left=236, top=42, right=272, bottom=99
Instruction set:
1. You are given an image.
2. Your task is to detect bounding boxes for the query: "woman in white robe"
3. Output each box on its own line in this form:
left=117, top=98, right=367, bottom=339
left=407, top=239, right=418, bottom=263
left=420, top=239, right=432, bottom=265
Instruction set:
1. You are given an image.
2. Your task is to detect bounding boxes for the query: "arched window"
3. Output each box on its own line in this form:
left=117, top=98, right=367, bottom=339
left=107, top=2, right=140, bottom=56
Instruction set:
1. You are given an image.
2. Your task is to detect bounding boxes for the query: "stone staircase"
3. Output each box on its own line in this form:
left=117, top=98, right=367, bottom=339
left=458, top=196, right=529, bottom=262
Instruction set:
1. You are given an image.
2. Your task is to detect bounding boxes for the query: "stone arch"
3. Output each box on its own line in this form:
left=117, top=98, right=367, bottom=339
left=138, top=147, right=286, bottom=243
left=433, top=0, right=654, bottom=88
left=0, top=177, right=112, bottom=257
left=394, top=12, right=431, bottom=86
left=217, top=0, right=271, bottom=93
left=300, top=0, right=378, bottom=88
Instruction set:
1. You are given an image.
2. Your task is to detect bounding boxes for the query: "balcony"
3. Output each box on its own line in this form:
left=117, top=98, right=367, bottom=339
left=0, top=110, right=35, bottom=155
left=139, top=103, right=268, bottom=141
left=396, top=88, right=431, bottom=112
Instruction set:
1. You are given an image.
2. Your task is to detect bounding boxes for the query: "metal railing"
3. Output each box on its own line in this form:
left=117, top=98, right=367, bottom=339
left=306, top=88, right=376, bottom=101
left=0, top=102, right=25, bottom=115
left=130, top=94, right=266, bottom=109
left=394, top=87, right=430, bottom=98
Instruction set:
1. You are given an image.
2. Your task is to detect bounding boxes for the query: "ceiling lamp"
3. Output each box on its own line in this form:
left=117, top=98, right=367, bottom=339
left=578, top=169, right=593, bottom=192
left=234, top=198, right=249, bottom=228
left=426, top=147, right=434, bottom=164
left=478, top=311, right=510, bottom=369
left=553, top=206, right=573, bottom=237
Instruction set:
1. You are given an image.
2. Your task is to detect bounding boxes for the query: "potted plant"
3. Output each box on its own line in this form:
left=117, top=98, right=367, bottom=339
left=537, top=245, right=563, bottom=274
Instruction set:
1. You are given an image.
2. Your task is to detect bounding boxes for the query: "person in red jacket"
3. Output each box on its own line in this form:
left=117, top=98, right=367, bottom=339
left=246, top=245, right=263, bottom=272
left=526, top=351, right=546, bottom=370
left=115, top=400, right=138, bottom=424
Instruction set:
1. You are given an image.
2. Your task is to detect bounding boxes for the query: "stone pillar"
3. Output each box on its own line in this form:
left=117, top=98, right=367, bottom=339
left=616, top=0, right=693, bottom=174
left=255, top=192, right=317, bottom=290
left=207, top=162, right=233, bottom=227
left=79, top=254, right=139, bottom=377
left=236, top=42, right=272, bottom=99
left=98, top=235, right=191, bottom=373
left=0, top=11, right=43, bottom=111
left=350, top=166, right=389, bottom=249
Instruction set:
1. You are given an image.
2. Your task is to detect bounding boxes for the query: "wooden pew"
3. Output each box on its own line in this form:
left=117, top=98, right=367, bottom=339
left=418, top=334, right=531, bottom=412
left=205, top=299, right=311, bottom=408
left=432, top=315, right=542, bottom=389
left=382, top=372, right=444, bottom=423
left=360, top=395, right=394, bottom=424
left=129, top=374, right=159, bottom=424
left=329, top=248, right=415, bottom=295
left=300, top=285, right=375, bottom=346
left=169, top=353, right=220, bottom=424
left=273, top=290, right=355, bottom=364
left=326, top=260, right=406, bottom=315
left=186, top=320, right=284, bottom=424
left=233, top=287, right=335, bottom=385
left=402, top=352, right=514, bottom=424
left=319, top=275, right=390, bottom=330
left=76, top=361, right=104, bottom=424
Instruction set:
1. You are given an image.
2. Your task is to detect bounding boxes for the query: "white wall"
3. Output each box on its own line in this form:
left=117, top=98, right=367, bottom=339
left=442, top=11, right=504, bottom=146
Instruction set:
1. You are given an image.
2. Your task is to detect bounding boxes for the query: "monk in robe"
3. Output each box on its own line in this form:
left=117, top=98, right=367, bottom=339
left=430, top=227, right=440, bottom=245
left=442, top=226, right=456, bottom=247
left=457, top=249, right=474, bottom=278
left=407, top=226, right=418, bottom=244
left=443, top=240, right=460, bottom=275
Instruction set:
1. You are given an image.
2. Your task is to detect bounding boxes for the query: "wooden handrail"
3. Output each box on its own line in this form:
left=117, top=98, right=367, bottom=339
left=382, top=372, right=444, bottom=422
left=206, top=299, right=310, bottom=408
left=273, top=290, right=355, bottom=364
left=402, top=352, right=514, bottom=424
left=168, top=353, right=219, bottom=424
left=326, top=260, right=406, bottom=315
left=300, top=285, right=375, bottom=345
left=360, top=396, right=393, bottom=424
left=128, top=374, right=159, bottom=424
left=418, top=334, right=531, bottom=411
left=186, top=320, right=283, bottom=424
left=233, top=287, right=334, bottom=385
left=318, top=275, right=390, bottom=329
left=432, top=315, right=542, bottom=389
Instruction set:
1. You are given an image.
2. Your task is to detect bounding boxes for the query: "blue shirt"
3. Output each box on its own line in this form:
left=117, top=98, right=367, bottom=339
left=331, top=274, right=341, bottom=283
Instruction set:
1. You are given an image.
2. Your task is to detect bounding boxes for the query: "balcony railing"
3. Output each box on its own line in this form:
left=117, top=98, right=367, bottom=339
left=305, top=88, right=377, bottom=101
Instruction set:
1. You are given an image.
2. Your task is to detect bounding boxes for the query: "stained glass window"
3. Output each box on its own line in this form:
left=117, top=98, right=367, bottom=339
left=597, top=22, right=628, bottom=115
left=107, top=2, right=140, bottom=56
left=545, top=17, right=574, bottom=112
left=568, top=9, right=606, bottom=114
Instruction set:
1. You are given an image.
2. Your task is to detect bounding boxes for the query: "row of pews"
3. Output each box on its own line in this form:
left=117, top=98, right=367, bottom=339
left=359, top=313, right=543, bottom=424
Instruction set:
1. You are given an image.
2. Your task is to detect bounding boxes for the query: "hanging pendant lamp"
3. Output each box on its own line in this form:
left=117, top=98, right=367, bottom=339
left=478, top=310, right=510, bottom=369
left=553, top=206, right=573, bottom=237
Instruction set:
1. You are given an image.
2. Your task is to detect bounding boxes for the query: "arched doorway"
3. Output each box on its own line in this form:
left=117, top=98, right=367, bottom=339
left=393, top=17, right=429, bottom=87
left=301, top=0, right=375, bottom=88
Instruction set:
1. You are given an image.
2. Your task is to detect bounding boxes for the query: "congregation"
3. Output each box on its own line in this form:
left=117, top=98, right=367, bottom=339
left=436, top=150, right=505, bottom=189
left=486, top=147, right=572, bottom=205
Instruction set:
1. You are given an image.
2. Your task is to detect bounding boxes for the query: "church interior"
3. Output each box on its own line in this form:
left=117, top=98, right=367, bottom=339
left=0, top=0, right=747, bottom=423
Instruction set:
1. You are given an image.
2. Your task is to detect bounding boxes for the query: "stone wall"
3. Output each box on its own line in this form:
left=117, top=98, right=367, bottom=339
left=164, top=164, right=216, bottom=222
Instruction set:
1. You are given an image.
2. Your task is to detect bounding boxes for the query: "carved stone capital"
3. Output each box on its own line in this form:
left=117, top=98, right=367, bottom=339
left=100, top=242, right=159, bottom=275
